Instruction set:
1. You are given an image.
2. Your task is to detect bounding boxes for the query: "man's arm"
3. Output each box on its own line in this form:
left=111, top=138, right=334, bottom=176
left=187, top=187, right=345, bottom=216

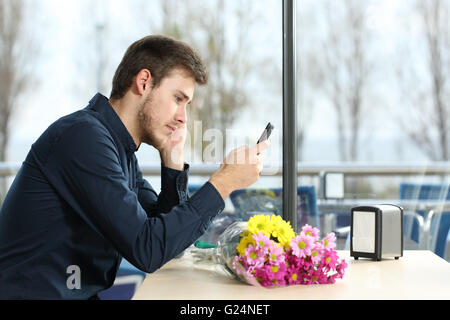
left=135, top=159, right=190, bottom=216
left=136, top=123, right=190, bottom=216
left=41, top=123, right=224, bottom=273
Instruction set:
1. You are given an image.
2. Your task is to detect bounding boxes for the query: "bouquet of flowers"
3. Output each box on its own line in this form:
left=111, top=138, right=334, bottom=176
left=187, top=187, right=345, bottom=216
left=209, top=214, right=347, bottom=288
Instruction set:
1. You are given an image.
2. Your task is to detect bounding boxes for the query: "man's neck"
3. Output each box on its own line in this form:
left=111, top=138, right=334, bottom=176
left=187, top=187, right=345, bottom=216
left=109, top=97, right=141, bottom=148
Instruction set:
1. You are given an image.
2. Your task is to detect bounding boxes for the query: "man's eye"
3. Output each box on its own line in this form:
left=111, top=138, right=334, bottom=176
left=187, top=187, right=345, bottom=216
left=175, top=96, right=182, bottom=102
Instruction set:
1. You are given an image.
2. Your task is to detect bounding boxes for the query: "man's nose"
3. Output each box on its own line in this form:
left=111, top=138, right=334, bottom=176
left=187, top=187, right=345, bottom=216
left=175, top=105, right=187, bottom=124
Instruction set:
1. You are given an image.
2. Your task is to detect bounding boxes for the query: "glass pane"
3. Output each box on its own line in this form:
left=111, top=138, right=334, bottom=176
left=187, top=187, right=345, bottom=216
left=298, top=0, right=450, bottom=257
left=4, top=0, right=284, bottom=242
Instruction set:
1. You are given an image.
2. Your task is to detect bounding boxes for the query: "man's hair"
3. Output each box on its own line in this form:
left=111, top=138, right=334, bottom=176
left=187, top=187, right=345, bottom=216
left=110, top=35, right=207, bottom=100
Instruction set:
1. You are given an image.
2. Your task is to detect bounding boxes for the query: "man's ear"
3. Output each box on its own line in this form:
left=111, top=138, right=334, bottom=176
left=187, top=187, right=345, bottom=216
left=135, top=69, right=152, bottom=95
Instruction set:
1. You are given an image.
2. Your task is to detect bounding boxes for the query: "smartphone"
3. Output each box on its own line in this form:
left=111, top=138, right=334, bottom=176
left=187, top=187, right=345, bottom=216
left=257, top=122, right=274, bottom=144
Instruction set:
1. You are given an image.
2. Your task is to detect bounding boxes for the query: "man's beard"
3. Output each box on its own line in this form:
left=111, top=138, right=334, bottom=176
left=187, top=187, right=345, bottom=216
left=137, top=93, right=162, bottom=148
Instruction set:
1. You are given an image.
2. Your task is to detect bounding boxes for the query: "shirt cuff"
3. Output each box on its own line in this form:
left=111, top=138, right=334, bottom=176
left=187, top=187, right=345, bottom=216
left=161, top=163, right=189, bottom=204
left=188, top=181, right=225, bottom=218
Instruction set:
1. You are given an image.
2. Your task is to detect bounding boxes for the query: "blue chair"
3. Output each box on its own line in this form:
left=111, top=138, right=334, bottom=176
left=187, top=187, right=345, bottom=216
left=229, top=188, right=282, bottom=220
left=188, top=184, right=203, bottom=196
left=297, top=186, right=320, bottom=229
left=228, top=186, right=319, bottom=231
left=97, top=259, right=146, bottom=300
left=447, top=231, right=450, bottom=260
left=399, top=183, right=450, bottom=259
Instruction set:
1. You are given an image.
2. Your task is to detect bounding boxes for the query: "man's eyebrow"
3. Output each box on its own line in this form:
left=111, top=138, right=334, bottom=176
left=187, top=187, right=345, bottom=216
left=176, top=90, right=192, bottom=104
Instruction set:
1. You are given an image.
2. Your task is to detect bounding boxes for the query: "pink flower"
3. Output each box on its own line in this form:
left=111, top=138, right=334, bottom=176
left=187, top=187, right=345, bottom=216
left=310, top=242, right=324, bottom=264
left=232, top=256, right=244, bottom=276
left=301, top=224, right=320, bottom=240
left=301, top=270, right=313, bottom=285
left=244, top=245, right=265, bottom=266
left=232, top=256, right=251, bottom=277
left=290, top=234, right=314, bottom=258
left=267, top=242, right=285, bottom=265
left=252, top=261, right=289, bottom=288
left=252, top=232, right=271, bottom=253
left=301, top=257, right=314, bottom=272
left=246, top=263, right=262, bottom=278
left=310, top=269, right=328, bottom=284
left=327, top=273, right=338, bottom=284
left=265, top=263, right=287, bottom=286
left=322, top=248, right=338, bottom=272
left=286, top=249, right=305, bottom=269
left=254, top=267, right=272, bottom=287
left=322, top=232, right=337, bottom=249
left=286, top=264, right=302, bottom=285
left=336, top=259, right=348, bottom=278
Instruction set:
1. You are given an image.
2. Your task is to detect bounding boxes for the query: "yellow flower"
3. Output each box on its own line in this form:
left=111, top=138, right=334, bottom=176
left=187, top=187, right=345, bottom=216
left=270, top=214, right=295, bottom=248
left=236, top=234, right=256, bottom=256
left=240, top=230, right=250, bottom=238
left=247, top=214, right=272, bottom=237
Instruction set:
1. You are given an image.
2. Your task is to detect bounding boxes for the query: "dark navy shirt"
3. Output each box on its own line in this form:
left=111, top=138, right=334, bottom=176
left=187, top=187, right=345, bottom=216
left=0, top=93, right=225, bottom=299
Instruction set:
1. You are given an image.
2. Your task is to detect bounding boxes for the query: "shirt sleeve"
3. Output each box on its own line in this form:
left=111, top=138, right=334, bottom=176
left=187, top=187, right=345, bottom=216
left=39, top=122, right=225, bottom=274
left=135, top=160, right=190, bottom=216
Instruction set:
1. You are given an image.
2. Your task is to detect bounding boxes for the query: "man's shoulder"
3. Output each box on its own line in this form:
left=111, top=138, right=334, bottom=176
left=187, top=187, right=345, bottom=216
left=54, top=109, right=106, bottom=132
left=30, top=110, right=113, bottom=163
left=45, top=109, right=110, bottom=142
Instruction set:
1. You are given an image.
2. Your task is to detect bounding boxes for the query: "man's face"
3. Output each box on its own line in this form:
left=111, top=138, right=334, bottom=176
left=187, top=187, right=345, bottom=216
left=138, top=68, right=195, bottom=149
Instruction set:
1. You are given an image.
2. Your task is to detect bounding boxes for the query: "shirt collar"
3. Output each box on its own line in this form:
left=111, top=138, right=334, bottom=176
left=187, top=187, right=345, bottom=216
left=86, top=93, right=138, bottom=154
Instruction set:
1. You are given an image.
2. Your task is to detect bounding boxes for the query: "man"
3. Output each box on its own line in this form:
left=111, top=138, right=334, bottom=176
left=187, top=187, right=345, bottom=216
left=0, top=35, right=269, bottom=299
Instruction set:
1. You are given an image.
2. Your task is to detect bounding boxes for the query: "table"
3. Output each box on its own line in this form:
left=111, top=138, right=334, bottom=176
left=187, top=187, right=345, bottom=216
left=133, top=250, right=450, bottom=300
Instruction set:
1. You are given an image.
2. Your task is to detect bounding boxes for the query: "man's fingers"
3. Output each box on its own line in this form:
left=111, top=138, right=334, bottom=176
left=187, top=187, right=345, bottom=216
left=255, top=153, right=265, bottom=164
left=252, top=140, right=270, bottom=156
left=223, top=143, right=269, bottom=165
left=256, top=154, right=264, bottom=172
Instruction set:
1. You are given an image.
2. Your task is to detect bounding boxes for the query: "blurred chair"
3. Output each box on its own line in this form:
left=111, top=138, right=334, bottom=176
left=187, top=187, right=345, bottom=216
left=399, top=183, right=450, bottom=259
left=446, top=231, right=450, bottom=260
left=297, top=186, right=320, bottom=229
left=228, top=186, right=320, bottom=231
left=229, top=188, right=282, bottom=220
left=97, top=259, right=146, bottom=300
left=188, top=184, right=203, bottom=196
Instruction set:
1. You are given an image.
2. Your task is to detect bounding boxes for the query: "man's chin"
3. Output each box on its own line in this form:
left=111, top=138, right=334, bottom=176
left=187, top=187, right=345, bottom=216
left=148, top=136, right=168, bottom=151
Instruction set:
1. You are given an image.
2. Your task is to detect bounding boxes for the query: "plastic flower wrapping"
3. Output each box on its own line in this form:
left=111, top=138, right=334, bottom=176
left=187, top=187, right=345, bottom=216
left=204, top=214, right=347, bottom=288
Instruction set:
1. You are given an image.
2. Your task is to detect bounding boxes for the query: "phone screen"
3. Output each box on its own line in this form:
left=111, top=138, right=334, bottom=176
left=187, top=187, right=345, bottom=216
left=257, top=122, right=274, bottom=144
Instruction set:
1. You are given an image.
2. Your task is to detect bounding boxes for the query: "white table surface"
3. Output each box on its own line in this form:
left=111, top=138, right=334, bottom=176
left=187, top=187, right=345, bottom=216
left=133, top=250, right=450, bottom=300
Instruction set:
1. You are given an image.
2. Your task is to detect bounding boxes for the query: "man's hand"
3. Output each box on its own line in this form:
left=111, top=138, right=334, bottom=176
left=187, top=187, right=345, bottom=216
left=159, top=125, right=186, bottom=171
left=209, top=140, right=270, bottom=199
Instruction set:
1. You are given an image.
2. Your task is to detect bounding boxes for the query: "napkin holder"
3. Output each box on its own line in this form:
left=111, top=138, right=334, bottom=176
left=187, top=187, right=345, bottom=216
left=350, top=204, right=403, bottom=261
